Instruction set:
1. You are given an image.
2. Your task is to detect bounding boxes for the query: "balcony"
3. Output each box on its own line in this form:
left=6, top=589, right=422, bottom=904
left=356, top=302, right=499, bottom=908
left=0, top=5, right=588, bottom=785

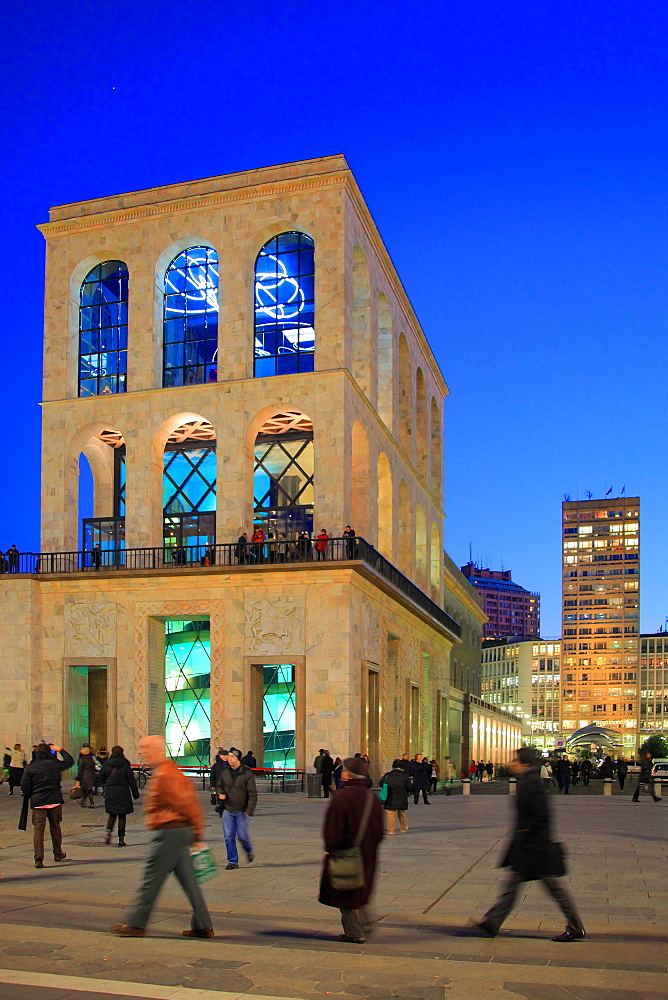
left=4, top=536, right=461, bottom=640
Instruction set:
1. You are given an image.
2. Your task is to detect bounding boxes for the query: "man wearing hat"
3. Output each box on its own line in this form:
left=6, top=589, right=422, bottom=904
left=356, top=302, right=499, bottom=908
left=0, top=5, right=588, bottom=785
left=318, top=756, right=384, bottom=943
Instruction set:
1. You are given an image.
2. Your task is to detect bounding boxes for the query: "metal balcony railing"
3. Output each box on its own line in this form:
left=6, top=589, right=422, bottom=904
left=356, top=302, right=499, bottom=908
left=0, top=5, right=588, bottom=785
left=5, top=537, right=461, bottom=638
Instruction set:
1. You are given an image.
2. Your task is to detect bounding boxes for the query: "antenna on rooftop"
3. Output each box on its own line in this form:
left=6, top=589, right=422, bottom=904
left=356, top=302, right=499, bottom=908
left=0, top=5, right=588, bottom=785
left=585, top=490, right=593, bottom=500
left=563, top=493, right=571, bottom=501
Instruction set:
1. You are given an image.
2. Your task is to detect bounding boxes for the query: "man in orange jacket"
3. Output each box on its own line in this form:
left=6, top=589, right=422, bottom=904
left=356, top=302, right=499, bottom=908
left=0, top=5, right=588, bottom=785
left=111, top=735, right=214, bottom=938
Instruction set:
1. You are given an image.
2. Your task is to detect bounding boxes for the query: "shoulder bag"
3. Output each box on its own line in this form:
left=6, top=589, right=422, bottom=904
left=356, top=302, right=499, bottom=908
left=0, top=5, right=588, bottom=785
left=327, top=790, right=374, bottom=891
left=378, top=778, right=389, bottom=802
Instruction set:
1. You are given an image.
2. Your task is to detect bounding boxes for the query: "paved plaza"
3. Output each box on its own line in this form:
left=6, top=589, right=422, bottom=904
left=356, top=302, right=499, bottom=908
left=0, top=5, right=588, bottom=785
left=0, top=781, right=666, bottom=1000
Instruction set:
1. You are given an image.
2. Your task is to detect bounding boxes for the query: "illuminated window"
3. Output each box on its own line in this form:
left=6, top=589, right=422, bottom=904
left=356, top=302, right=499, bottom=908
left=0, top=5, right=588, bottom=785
left=163, top=247, right=218, bottom=388
left=254, top=232, right=315, bottom=377
left=79, top=261, right=128, bottom=397
left=165, top=620, right=210, bottom=766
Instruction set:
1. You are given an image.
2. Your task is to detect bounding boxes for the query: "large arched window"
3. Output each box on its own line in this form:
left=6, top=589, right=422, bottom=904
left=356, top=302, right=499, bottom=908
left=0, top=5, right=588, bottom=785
left=163, top=247, right=218, bottom=388
left=253, top=410, right=314, bottom=536
left=254, top=232, right=315, bottom=377
left=79, top=261, right=128, bottom=397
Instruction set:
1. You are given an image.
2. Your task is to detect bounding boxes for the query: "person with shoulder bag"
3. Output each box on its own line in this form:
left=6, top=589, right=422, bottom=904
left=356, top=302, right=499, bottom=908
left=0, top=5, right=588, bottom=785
left=319, top=757, right=384, bottom=943
left=378, top=759, right=412, bottom=834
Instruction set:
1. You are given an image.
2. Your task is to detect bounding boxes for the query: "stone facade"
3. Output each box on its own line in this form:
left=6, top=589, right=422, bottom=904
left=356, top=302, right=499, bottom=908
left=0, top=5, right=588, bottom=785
left=1, top=155, right=469, bottom=772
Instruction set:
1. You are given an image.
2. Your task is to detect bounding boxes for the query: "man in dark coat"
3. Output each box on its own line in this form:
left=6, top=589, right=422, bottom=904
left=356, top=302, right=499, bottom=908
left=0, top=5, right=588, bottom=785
left=399, top=752, right=411, bottom=776
left=379, top=759, right=412, bottom=834
left=215, top=750, right=258, bottom=869
left=319, top=757, right=384, bottom=943
left=580, top=758, right=592, bottom=786
left=557, top=757, right=570, bottom=794
left=20, top=742, right=74, bottom=868
left=632, top=750, right=660, bottom=803
left=617, top=758, right=628, bottom=791
left=474, top=748, right=585, bottom=942
left=410, top=754, right=430, bottom=804
left=321, top=749, right=335, bottom=798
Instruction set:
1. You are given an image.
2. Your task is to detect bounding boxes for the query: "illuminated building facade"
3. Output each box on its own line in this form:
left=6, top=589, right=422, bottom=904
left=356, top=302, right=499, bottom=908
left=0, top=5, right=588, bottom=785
left=460, top=564, right=540, bottom=639
left=640, top=632, right=668, bottom=738
left=561, top=497, right=640, bottom=752
left=0, top=156, right=474, bottom=772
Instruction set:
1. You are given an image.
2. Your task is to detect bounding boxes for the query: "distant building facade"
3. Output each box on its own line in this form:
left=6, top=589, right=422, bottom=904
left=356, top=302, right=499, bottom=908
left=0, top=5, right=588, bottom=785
left=561, top=497, right=640, bottom=753
left=460, top=563, right=540, bottom=638
left=481, top=636, right=561, bottom=751
left=640, top=632, right=668, bottom=738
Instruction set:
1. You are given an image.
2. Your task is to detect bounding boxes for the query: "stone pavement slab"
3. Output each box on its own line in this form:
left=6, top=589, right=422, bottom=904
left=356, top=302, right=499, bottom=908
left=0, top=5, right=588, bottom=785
left=0, top=785, right=667, bottom=999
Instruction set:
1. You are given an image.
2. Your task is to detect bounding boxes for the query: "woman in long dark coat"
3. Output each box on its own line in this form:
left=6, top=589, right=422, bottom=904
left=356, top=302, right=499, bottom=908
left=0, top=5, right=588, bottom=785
left=77, top=746, right=97, bottom=808
left=319, top=757, right=384, bottom=943
left=98, top=745, right=140, bottom=846
left=379, top=759, right=412, bottom=834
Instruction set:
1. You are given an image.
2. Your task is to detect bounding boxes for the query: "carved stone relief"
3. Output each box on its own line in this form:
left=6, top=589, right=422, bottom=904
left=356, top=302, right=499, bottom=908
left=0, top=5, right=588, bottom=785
left=64, top=603, right=116, bottom=657
left=244, top=598, right=304, bottom=655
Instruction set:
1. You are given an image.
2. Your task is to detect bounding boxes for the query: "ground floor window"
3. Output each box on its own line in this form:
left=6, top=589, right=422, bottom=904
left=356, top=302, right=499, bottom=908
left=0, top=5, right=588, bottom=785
left=262, top=664, right=296, bottom=769
left=165, top=620, right=211, bottom=765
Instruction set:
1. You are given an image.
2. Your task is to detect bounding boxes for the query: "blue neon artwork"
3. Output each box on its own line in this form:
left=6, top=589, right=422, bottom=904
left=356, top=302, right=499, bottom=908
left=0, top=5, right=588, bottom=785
left=254, top=232, right=314, bottom=377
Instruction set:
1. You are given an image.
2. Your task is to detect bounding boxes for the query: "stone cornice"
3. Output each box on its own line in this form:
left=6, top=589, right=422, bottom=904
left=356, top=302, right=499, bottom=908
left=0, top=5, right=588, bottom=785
left=37, top=171, right=348, bottom=238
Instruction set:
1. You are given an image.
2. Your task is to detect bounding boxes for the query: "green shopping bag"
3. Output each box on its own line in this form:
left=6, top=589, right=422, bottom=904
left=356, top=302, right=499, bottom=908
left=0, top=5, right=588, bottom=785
left=190, top=843, right=217, bottom=882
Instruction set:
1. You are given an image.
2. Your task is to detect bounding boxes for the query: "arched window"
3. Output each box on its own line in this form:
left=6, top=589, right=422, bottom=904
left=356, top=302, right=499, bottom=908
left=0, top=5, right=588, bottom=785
left=163, top=247, right=218, bottom=388
left=253, top=410, right=314, bottom=536
left=254, top=232, right=314, bottom=377
left=79, top=261, right=128, bottom=397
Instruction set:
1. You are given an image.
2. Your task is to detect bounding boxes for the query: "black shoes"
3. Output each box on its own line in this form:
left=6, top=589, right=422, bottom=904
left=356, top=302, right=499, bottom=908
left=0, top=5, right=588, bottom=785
left=472, top=920, right=496, bottom=937
left=552, top=928, right=586, bottom=942
left=225, top=862, right=239, bottom=870
left=54, top=853, right=67, bottom=862
left=246, top=852, right=254, bottom=863
left=182, top=927, right=215, bottom=938
left=34, top=860, right=43, bottom=869
left=111, top=925, right=145, bottom=937
left=338, top=934, right=365, bottom=944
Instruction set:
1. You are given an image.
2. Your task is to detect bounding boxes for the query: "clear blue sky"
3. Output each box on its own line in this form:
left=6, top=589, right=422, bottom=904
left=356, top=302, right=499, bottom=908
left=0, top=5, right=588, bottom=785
left=1, top=1, right=666, bottom=635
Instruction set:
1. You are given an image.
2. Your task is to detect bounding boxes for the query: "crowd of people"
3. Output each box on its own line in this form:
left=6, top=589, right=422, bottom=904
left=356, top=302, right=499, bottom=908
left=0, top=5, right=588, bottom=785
left=5, top=737, right=665, bottom=946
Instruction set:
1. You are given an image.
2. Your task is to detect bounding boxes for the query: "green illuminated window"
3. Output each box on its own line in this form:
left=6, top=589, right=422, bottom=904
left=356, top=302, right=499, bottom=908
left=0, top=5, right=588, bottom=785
left=165, top=620, right=211, bottom=766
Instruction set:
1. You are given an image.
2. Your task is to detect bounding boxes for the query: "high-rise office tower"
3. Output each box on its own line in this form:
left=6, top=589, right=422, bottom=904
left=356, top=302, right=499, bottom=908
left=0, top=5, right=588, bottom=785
left=560, top=496, right=640, bottom=751
left=460, top=563, right=540, bottom=638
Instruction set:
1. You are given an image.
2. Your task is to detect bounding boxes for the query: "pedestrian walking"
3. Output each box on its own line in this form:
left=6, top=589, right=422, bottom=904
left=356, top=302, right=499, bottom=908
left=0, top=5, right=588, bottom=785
left=319, top=756, right=384, bottom=943
left=111, top=735, right=214, bottom=938
left=599, top=755, right=613, bottom=784
left=379, top=759, right=411, bottom=834
left=557, top=758, right=570, bottom=794
left=486, top=761, right=494, bottom=782
left=473, top=748, right=585, bottom=942
left=215, top=749, right=258, bottom=869
left=632, top=751, right=661, bottom=803
left=570, top=760, right=579, bottom=786
left=333, top=756, right=343, bottom=790
left=7, top=743, right=26, bottom=794
left=19, top=742, right=73, bottom=868
left=398, top=753, right=411, bottom=776
left=241, top=750, right=257, bottom=768
left=445, top=756, right=457, bottom=785
left=210, top=748, right=228, bottom=793
left=617, top=758, right=628, bottom=791
left=476, top=760, right=485, bottom=782
left=98, top=746, right=140, bottom=846
left=468, top=759, right=477, bottom=781
left=321, top=749, right=335, bottom=798
left=429, top=759, right=440, bottom=794
left=76, top=746, right=97, bottom=808
left=580, top=758, right=592, bottom=786
left=410, top=754, right=430, bottom=804
left=540, top=760, right=551, bottom=790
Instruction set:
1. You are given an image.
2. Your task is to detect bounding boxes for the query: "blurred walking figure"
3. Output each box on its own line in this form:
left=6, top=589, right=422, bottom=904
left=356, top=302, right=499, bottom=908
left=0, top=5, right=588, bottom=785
left=379, top=759, right=411, bottom=834
left=20, top=742, right=73, bottom=868
left=112, top=735, right=214, bottom=938
left=485, top=761, right=494, bottom=782
left=474, top=748, right=585, bottom=942
left=333, top=756, right=343, bottom=790
left=556, top=758, right=570, bottom=794
left=98, top=746, right=140, bottom=846
left=632, top=751, right=660, bottom=803
left=320, top=749, right=335, bottom=799
left=319, top=757, right=384, bottom=943
left=429, top=760, right=440, bottom=794
left=77, top=746, right=97, bottom=808
left=445, top=756, right=457, bottom=785
left=7, top=743, right=26, bottom=794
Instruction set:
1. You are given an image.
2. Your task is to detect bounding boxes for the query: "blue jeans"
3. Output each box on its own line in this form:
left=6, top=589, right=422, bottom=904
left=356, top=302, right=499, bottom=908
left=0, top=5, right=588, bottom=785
left=222, top=810, right=252, bottom=865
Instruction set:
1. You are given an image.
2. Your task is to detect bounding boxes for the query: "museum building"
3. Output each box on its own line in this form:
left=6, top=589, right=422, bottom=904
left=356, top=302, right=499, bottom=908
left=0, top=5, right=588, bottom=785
left=0, top=155, right=519, bottom=774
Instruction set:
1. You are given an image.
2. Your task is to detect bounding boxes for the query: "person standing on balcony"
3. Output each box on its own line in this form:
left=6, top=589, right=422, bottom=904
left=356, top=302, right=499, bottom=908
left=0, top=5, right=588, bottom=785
left=316, top=530, right=329, bottom=561
left=251, top=527, right=265, bottom=564
left=215, top=749, right=258, bottom=870
left=7, top=544, right=19, bottom=573
left=343, top=525, right=356, bottom=559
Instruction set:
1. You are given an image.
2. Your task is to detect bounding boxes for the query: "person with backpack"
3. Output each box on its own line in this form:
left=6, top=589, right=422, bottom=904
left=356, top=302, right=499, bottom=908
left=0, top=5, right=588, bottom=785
left=98, top=746, right=140, bottom=846
left=379, top=759, right=412, bottom=834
